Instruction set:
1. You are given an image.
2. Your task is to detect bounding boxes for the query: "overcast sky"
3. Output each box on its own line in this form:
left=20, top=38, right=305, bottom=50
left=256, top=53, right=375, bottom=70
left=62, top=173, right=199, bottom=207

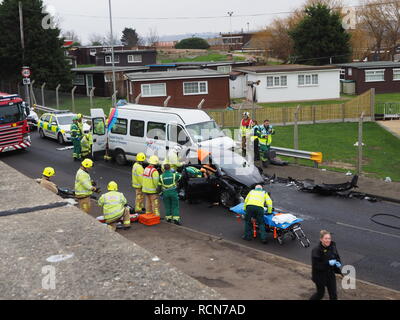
left=43, top=0, right=359, bottom=44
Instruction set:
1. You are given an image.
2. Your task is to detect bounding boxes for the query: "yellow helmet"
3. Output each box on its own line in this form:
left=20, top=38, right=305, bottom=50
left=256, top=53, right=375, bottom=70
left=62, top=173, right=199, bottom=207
left=42, top=167, right=55, bottom=177
left=81, top=158, right=94, bottom=169
left=77, top=113, right=83, bottom=119
left=136, top=153, right=146, bottom=162
left=148, top=155, right=159, bottom=165
left=107, top=181, right=118, bottom=191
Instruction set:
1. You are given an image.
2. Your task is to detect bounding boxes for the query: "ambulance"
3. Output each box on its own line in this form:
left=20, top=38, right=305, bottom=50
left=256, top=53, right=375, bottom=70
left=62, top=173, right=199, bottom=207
left=90, top=104, right=236, bottom=165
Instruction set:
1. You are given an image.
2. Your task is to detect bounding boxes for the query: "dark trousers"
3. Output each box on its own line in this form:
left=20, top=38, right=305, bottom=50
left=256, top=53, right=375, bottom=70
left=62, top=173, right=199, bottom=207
left=254, top=139, right=260, bottom=161
left=244, top=205, right=267, bottom=241
left=310, top=277, right=338, bottom=300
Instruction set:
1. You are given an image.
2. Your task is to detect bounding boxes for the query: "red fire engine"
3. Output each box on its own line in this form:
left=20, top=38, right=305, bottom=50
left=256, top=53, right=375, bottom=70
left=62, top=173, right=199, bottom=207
left=0, top=92, right=31, bottom=153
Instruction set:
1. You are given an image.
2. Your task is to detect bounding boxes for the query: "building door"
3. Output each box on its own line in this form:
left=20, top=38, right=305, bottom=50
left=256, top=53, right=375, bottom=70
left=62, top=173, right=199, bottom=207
left=86, top=74, right=94, bottom=96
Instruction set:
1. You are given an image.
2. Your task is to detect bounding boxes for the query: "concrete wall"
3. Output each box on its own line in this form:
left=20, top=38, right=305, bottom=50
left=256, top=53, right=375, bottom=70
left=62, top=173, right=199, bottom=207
left=246, top=69, right=341, bottom=103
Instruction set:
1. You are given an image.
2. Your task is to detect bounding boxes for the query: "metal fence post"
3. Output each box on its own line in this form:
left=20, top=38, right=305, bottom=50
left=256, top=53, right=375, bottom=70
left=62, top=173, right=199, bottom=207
left=71, top=86, right=77, bottom=113
left=370, top=88, right=375, bottom=121
left=41, top=82, right=46, bottom=107
left=89, top=87, right=96, bottom=108
left=357, top=112, right=365, bottom=175
left=30, top=80, right=36, bottom=106
left=294, top=105, right=300, bottom=164
left=55, top=84, right=61, bottom=109
left=135, top=93, right=142, bottom=104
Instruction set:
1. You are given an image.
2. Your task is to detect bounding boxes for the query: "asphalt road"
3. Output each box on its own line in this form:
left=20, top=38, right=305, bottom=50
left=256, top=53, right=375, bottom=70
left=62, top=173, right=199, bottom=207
left=2, top=132, right=400, bottom=291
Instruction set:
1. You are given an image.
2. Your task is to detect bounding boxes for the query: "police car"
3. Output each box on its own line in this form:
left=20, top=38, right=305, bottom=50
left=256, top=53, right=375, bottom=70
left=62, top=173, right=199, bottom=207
left=37, top=111, right=90, bottom=144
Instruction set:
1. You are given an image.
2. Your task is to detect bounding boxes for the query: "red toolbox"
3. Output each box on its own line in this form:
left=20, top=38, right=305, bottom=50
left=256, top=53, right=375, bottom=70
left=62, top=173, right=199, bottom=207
left=139, top=213, right=160, bottom=226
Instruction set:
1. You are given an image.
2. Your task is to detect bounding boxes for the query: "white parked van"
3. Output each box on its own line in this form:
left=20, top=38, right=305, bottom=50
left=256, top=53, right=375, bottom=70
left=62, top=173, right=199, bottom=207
left=90, top=104, right=235, bottom=165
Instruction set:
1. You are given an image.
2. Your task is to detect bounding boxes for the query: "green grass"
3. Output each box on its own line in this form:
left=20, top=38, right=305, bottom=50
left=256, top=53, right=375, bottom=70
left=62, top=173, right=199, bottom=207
left=375, top=92, right=400, bottom=104
left=161, top=53, right=245, bottom=63
left=258, top=97, right=350, bottom=108
left=271, top=122, right=400, bottom=181
left=56, top=96, right=113, bottom=116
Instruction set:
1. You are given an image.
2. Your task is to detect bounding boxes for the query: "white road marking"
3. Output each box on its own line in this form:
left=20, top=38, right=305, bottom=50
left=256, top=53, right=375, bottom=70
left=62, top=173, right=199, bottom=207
left=336, top=222, right=400, bottom=239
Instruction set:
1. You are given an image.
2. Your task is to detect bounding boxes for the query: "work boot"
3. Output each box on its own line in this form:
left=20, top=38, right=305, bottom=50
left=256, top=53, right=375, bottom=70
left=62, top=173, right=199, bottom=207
left=166, top=218, right=172, bottom=223
left=242, top=236, right=252, bottom=241
left=261, top=239, right=268, bottom=244
left=173, top=220, right=182, bottom=226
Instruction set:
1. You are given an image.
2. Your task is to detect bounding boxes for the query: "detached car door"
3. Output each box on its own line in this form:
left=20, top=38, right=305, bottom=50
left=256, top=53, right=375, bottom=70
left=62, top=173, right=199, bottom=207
left=91, top=108, right=107, bottom=159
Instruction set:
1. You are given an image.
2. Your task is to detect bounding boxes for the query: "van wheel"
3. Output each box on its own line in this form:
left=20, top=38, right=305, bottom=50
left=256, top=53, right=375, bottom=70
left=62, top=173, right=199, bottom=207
left=39, top=129, right=45, bottom=139
left=57, top=133, right=65, bottom=145
left=115, top=150, right=127, bottom=166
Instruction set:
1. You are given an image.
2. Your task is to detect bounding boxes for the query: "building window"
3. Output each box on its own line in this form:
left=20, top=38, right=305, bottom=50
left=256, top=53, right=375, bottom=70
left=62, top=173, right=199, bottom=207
left=217, top=65, right=232, bottom=73
left=89, top=49, right=97, bottom=56
left=348, top=68, right=352, bottom=76
left=128, top=54, right=142, bottom=63
left=365, top=69, right=385, bottom=82
left=105, top=55, right=120, bottom=64
left=393, top=69, right=400, bottom=81
left=183, top=81, right=208, bottom=95
left=267, top=75, right=288, bottom=88
left=298, top=74, right=318, bottom=86
left=340, top=69, right=345, bottom=76
left=111, top=118, right=127, bottom=135
left=104, top=73, right=112, bottom=82
left=72, top=74, right=85, bottom=86
left=141, top=83, right=167, bottom=97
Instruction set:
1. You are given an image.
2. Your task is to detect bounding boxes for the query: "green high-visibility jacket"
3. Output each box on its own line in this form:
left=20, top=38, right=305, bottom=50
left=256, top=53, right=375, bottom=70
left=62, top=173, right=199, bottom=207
left=75, top=168, right=93, bottom=198
left=70, top=123, right=82, bottom=140
left=185, top=166, right=203, bottom=178
left=98, top=191, right=127, bottom=220
left=159, top=171, right=182, bottom=194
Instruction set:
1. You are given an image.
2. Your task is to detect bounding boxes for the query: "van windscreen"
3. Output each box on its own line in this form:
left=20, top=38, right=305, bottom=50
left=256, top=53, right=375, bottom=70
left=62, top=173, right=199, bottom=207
left=186, top=121, right=225, bottom=142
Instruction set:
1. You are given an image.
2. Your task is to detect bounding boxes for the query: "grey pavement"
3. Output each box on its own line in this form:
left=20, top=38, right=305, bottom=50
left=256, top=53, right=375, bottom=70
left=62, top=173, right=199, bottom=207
left=0, top=161, right=221, bottom=300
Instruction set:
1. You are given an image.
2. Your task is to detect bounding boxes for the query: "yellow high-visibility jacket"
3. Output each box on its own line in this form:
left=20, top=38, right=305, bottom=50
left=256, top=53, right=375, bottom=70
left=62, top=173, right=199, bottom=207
left=142, top=166, right=160, bottom=194
left=75, top=168, right=93, bottom=198
left=98, top=191, right=127, bottom=221
left=132, top=162, right=144, bottom=189
left=244, top=190, right=273, bottom=213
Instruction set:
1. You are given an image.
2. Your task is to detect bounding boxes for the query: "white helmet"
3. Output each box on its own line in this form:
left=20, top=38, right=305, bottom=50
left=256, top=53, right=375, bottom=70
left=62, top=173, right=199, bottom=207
left=243, top=112, right=250, bottom=117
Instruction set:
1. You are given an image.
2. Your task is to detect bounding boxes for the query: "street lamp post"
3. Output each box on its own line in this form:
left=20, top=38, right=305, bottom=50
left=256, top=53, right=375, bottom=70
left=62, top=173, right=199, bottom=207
left=227, top=11, right=233, bottom=51
left=108, top=0, right=117, bottom=106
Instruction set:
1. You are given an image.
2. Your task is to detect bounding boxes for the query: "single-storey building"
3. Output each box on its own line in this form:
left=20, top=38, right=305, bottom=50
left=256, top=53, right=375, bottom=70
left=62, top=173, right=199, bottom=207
left=96, top=49, right=157, bottom=67
left=233, top=65, right=341, bottom=103
left=146, top=60, right=254, bottom=73
left=71, top=66, right=149, bottom=97
left=338, top=61, right=400, bottom=95
left=125, top=69, right=230, bottom=109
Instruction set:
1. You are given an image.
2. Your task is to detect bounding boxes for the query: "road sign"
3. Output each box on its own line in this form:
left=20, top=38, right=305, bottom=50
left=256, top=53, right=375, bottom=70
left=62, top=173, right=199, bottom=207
left=21, top=67, right=31, bottom=78
left=23, top=78, right=31, bottom=85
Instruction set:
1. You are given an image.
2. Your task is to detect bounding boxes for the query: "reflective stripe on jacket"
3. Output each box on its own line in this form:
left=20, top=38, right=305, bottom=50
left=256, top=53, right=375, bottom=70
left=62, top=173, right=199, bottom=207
left=132, top=162, right=144, bottom=189
left=81, top=134, right=93, bottom=154
left=244, top=190, right=273, bottom=213
left=240, top=119, right=254, bottom=136
left=74, top=168, right=93, bottom=198
left=142, top=166, right=160, bottom=194
left=98, top=191, right=127, bottom=220
left=160, top=171, right=181, bottom=192
left=70, top=123, right=82, bottom=140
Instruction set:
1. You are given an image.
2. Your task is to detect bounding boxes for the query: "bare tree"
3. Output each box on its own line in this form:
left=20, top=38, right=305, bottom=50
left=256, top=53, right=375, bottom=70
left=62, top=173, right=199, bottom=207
left=62, top=30, right=81, bottom=45
left=147, top=27, right=159, bottom=46
left=359, top=0, right=400, bottom=59
left=88, top=33, right=106, bottom=46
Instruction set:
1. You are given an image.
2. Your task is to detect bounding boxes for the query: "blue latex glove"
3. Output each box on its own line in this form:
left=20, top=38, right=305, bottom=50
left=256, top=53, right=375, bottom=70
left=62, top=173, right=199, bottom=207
left=335, top=261, right=342, bottom=268
left=329, top=259, right=337, bottom=266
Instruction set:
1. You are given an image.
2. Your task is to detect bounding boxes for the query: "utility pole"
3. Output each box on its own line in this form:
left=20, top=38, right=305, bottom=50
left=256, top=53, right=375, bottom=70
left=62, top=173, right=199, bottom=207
left=247, top=22, right=250, bottom=33
left=108, top=0, right=117, bottom=106
left=227, top=11, right=233, bottom=51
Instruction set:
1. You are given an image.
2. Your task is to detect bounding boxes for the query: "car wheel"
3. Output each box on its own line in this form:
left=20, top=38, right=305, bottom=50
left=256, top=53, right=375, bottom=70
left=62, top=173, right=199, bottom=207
left=220, top=191, right=237, bottom=208
left=115, top=149, right=127, bottom=166
left=39, top=129, right=45, bottom=139
left=57, top=133, right=65, bottom=145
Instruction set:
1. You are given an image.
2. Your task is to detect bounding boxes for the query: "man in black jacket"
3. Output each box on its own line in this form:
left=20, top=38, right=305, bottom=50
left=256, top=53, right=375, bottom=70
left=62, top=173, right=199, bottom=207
left=310, top=230, right=342, bottom=300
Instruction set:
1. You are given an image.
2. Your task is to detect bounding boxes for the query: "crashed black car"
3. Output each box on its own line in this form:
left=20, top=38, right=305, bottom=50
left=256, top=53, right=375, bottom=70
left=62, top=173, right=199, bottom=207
left=180, top=150, right=265, bottom=207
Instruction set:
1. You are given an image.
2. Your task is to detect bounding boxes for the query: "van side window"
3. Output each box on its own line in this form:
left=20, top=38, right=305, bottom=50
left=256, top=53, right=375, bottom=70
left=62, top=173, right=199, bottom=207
left=93, top=118, right=105, bottom=135
left=169, top=124, right=190, bottom=145
left=111, top=118, right=127, bottom=135
left=147, top=122, right=166, bottom=140
left=130, top=120, right=144, bottom=137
